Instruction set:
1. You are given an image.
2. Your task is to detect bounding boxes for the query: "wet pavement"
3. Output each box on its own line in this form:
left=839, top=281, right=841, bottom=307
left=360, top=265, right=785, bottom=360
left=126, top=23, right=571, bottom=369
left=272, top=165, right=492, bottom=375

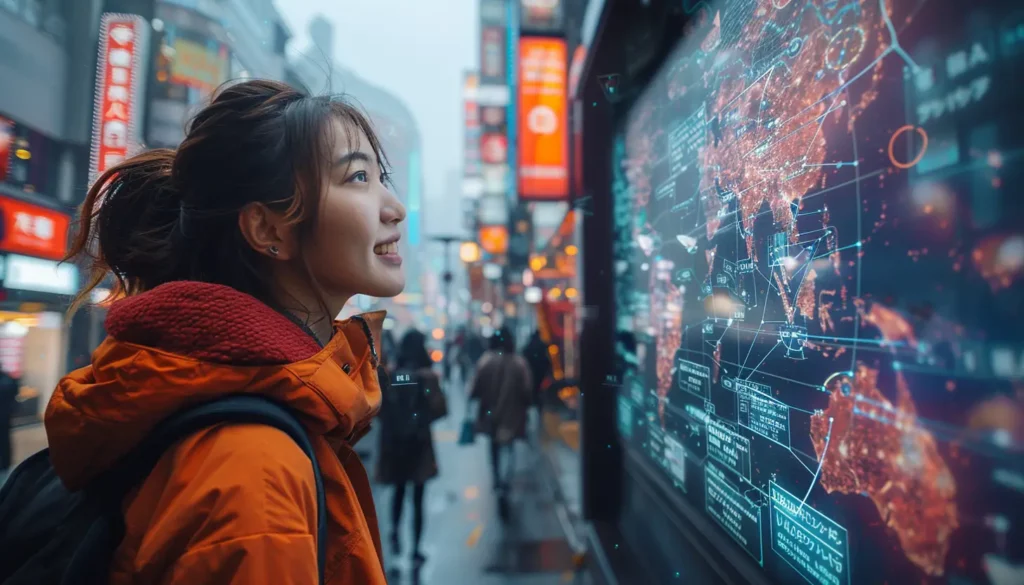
left=366, top=376, right=592, bottom=585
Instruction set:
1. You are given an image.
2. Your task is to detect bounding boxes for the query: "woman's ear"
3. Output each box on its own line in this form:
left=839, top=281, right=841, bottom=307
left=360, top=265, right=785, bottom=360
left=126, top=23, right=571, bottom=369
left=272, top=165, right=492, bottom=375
left=238, top=202, right=296, bottom=260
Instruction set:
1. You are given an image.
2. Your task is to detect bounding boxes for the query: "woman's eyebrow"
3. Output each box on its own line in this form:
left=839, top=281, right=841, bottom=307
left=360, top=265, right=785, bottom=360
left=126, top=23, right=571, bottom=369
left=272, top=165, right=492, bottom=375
left=333, top=151, right=373, bottom=168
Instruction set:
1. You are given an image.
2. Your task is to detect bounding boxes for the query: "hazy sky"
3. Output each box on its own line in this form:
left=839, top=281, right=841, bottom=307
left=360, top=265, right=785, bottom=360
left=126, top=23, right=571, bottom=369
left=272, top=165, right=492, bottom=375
left=278, top=0, right=478, bottom=200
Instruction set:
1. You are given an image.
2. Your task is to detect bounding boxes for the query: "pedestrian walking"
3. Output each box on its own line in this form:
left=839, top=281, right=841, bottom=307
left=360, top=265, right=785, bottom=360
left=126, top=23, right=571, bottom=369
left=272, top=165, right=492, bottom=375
left=521, top=330, right=552, bottom=410
left=376, top=329, right=446, bottom=567
left=468, top=327, right=533, bottom=510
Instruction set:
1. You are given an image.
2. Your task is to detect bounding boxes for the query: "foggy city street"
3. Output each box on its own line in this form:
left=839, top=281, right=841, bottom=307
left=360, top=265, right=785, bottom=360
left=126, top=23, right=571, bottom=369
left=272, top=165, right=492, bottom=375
left=0, top=0, right=1022, bottom=584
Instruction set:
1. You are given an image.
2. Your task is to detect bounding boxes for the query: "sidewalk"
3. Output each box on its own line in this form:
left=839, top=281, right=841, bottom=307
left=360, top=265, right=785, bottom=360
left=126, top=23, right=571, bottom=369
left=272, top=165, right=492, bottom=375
left=368, top=373, right=592, bottom=585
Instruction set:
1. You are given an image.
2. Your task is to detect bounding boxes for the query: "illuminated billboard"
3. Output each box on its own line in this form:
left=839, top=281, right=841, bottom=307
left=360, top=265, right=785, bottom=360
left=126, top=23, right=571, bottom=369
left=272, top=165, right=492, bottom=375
left=147, top=3, right=230, bottom=148
left=517, top=37, right=568, bottom=200
left=611, top=1, right=1024, bottom=584
left=90, top=13, right=148, bottom=180
left=519, top=0, right=563, bottom=34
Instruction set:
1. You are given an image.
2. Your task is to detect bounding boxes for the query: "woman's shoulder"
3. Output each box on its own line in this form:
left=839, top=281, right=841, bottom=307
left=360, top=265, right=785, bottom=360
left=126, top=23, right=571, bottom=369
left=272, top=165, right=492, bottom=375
left=158, top=423, right=318, bottom=518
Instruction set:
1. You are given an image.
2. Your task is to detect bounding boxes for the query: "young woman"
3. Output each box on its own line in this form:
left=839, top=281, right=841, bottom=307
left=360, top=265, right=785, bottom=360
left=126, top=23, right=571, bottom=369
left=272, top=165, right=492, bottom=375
left=45, top=80, right=405, bottom=584
left=375, top=329, right=442, bottom=567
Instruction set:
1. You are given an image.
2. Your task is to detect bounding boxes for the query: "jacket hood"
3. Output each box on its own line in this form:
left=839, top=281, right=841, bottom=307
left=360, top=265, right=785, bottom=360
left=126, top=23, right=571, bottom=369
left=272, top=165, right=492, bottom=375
left=45, top=281, right=386, bottom=491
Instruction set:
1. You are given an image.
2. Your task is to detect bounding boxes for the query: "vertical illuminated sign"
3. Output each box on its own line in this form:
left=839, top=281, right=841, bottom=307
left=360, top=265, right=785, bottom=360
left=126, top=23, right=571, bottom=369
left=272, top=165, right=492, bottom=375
left=90, top=13, right=149, bottom=181
left=518, top=37, right=568, bottom=200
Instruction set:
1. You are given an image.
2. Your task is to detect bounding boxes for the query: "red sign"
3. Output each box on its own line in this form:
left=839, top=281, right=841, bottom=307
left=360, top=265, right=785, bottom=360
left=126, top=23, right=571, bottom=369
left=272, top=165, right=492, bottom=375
left=518, top=38, right=568, bottom=200
left=0, top=196, right=71, bottom=261
left=91, top=13, right=148, bottom=179
left=481, top=133, right=508, bottom=164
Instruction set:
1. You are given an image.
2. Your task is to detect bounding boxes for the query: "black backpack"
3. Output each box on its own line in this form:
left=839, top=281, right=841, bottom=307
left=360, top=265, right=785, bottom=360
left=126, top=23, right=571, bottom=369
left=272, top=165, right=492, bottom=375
left=381, top=368, right=430, bottom=442
left=0, top=396, right=327, bottom=585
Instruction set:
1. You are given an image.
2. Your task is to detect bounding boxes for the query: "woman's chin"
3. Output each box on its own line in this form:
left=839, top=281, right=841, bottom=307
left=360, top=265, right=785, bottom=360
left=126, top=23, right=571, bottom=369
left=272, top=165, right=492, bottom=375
left=365, top=275, right=406, bottom=299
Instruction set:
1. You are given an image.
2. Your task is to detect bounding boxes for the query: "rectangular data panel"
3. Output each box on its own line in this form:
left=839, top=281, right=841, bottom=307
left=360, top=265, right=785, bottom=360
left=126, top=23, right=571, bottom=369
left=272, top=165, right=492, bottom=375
left=706, top=417, right=752, bottom=480
left=737, top=383, right=792, bottom=447
left=770, top=482, right=851, bottom=585
left=664, top=433, right=687, bottom=489
left=677, top=356, right=711, bottom=400
left=705, top=464, right=763, bottom=565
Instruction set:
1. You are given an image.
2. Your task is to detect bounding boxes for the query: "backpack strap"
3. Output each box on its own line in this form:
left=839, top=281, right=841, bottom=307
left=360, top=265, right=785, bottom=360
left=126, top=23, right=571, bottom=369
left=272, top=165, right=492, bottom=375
left=86, top=396, right=327, bottom=585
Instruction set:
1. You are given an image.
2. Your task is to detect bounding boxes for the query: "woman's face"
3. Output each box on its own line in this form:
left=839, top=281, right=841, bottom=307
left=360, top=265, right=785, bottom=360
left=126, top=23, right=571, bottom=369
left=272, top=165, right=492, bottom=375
left=306, top=118, right=407, bottom=311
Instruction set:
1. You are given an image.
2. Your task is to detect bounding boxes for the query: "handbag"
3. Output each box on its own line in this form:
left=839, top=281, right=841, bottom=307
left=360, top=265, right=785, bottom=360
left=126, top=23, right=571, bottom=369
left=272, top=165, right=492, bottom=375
left=422, top=371, right=449, bottom=423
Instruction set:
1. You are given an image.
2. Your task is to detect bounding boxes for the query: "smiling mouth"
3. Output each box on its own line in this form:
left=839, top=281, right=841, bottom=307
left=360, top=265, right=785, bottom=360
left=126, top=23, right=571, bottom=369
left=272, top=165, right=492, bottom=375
left=374, top=242, right=399, bottom=255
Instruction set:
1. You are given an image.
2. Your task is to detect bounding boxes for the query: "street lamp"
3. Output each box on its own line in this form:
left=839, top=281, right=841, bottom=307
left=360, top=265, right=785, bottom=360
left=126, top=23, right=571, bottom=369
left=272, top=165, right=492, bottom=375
left=429, top=234, right=468, bottom=329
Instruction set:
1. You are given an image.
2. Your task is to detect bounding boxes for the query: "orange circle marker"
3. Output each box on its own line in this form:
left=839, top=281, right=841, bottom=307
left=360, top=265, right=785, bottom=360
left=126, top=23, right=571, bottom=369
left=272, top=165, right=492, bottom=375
left=888, top=125, right=928, bottom=169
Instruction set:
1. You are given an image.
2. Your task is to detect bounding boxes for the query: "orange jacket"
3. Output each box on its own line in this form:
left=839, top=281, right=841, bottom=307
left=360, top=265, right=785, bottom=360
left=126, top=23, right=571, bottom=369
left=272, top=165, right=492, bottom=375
left=45, top=282, right=388, bottom=584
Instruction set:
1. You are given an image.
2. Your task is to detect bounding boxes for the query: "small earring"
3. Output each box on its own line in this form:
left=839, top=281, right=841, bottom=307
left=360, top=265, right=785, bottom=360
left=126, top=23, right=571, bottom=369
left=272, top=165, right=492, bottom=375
left=268, top=245, right=280, bottom=256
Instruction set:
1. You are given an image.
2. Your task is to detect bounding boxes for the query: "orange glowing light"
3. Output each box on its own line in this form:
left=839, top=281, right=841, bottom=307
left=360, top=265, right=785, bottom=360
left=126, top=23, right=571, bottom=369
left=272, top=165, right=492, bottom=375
left=564, top=244, right=578, bottom=256
left=430, top=349, right=444, bottom=363
left=530, top=255, right=547, bottom=271
left=431, top=328, right=445, bottom=340
left=565, top=287, right=578, bottom=299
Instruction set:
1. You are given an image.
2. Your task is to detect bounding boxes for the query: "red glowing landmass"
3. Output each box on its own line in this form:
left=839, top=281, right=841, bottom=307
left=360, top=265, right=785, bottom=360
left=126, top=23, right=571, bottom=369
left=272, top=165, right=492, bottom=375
left=695, top=2, right=889, bottom=259
left=811, top=365, right=958, bottom=576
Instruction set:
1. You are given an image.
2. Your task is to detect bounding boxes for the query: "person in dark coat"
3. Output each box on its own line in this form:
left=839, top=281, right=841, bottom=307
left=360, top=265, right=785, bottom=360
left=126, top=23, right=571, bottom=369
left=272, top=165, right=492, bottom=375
left=469, top=327, right=533, bottom=494
left=376, top=329, right=441, bottom=566
left=460, top=329, right=486, bottom=382
left=521, top=330, right=552, bottom=409
left=0, top=368, right=18, bottom=482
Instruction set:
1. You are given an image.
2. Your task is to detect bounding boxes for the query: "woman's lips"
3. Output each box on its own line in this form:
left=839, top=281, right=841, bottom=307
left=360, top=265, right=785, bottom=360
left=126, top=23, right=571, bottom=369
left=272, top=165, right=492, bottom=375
left=374, top=241, right=402, bottom=266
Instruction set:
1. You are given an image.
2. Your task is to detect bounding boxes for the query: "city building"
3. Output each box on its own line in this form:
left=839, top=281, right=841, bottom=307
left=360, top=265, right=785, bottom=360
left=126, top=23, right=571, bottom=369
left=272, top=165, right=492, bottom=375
left=0, top=0, right=114, bottom=423
left=2, top=0, right=293, bottom=423
left=146, top=0, right=291, bottom=148
left=288, top=16, right=425, bottom=325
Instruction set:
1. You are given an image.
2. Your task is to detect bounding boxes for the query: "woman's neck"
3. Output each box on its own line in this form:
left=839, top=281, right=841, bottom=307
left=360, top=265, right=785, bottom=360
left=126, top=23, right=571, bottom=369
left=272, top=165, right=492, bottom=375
left=280, top=309, right=333, bottom=348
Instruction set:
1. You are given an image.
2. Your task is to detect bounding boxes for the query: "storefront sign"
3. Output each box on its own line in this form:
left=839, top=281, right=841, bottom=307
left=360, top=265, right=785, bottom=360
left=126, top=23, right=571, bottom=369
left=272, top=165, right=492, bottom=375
left=170, top=37, right=229, bottom=95
left=0, top=197, right=70, bottom=261
left=481, top=0, right=507, bottom=26
left=90, top=13, right=149, bottom=180
left=481, top=26, right=507, bottom=84
left=520, top=0, right=563, bottom=34
left=518, top=37, right=568, bottom=200
left=479, top=225, right=509, bottom=255
left=2, top=254, right=78, bottom=296
left=463, top=72, right=482, bottom=181
left=481, top=133, right=508, bottom=164
left=478, top=193, right=510, bottom=226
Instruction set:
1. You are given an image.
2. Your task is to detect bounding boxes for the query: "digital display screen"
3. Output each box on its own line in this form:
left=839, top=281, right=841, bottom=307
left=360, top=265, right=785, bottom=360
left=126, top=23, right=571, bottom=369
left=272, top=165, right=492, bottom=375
left=611, top=1, right=1023, bottom=584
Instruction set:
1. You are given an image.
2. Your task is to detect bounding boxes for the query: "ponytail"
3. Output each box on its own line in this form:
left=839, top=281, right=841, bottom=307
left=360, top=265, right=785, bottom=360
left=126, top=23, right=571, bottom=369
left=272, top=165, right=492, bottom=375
left=65, top=149, right=184, bottom=317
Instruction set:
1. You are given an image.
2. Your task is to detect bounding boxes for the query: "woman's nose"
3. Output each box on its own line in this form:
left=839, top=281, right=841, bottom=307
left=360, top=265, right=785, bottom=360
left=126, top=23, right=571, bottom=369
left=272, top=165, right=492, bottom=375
left=382, top=190, right=406, bottom=224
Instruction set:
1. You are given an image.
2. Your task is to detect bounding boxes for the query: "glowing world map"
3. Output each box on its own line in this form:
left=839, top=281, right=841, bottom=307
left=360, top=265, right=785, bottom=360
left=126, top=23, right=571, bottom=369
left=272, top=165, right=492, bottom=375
left=612, top=0, right=1024, bottom=584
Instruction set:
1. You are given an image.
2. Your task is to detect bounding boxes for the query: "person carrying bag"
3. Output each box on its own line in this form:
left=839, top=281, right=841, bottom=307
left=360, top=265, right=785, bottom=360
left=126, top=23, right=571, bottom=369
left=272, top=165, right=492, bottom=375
left=375, top=330, right=446, bottom=567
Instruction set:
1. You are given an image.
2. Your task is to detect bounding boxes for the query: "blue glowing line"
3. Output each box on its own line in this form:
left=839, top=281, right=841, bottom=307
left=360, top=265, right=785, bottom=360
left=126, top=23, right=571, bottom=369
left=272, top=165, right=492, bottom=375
left=799, top=416, right=832, bottom=511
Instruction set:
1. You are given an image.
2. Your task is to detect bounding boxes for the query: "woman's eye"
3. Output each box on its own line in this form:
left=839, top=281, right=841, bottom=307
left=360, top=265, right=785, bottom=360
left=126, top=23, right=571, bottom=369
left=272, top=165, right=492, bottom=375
left=348, top=170, right=368, bottom=183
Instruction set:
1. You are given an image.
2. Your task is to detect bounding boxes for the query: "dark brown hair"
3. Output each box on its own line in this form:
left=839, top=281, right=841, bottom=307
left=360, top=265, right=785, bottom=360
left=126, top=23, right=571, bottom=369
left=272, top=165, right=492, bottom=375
left=66, top=79, right=389, bottom=317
